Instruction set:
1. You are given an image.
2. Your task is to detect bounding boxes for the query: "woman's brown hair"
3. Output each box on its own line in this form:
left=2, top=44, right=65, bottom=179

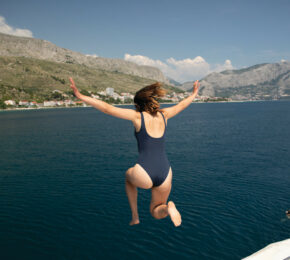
left=134, top=82, right=167, bottom=116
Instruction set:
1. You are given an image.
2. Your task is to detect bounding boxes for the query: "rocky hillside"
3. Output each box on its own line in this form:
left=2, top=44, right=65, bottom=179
left=178, top=81, right=195, bottom=92
left=184, top=61, right=290, bottom=100
left=0, top=32, right=169, bottom=84
left=0, top=56, right=181, bottom=102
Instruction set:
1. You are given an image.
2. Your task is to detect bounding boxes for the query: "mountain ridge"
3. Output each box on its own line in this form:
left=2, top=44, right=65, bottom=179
left=182, top=61, right=290, bottom=100
left=0, top=32, right=169, bottom=84
left=0, top=55, right=182, bottom=103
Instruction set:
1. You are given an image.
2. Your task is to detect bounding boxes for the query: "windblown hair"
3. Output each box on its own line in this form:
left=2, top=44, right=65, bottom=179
left=134, top=82, right=167, bottom=116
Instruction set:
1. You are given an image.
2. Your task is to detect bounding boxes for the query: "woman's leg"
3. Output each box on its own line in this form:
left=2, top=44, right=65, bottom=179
left=150, top=168, right=182, bottom=227
left=150, top=168, right=172, bottom=219
left=125, top=165, right=153, bottom=225
left=125, top=175, right=139, bottom=225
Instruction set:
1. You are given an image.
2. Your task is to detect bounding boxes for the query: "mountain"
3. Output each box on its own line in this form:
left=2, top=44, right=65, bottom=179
left=167, top=77, right=182, bottom=86
left=184, top=61, right=290, bottom=100
left=0, top=56, right=182, bottom=102
left=178, top=81, right=194, bottom=91
left=0, top=32, right=169, bottom=84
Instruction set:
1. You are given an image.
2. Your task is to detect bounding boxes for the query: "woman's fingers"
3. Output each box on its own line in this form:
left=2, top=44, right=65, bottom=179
left=70, top=77, right=78, bottom=89
left=68, top=77, right=80, bottom=98
left=69, top=77, right=77, bottom=91
left=193, top=80, right=199, bottom=88
left=69, top=77, right=75, bottom=87
left=192, top=80, right=200, bottom=94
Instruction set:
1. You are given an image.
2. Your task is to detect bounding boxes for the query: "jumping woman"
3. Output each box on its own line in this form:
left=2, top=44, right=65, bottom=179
left=69, top=78, right=200, bottom=227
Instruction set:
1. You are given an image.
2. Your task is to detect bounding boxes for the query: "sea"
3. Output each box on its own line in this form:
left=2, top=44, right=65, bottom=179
left=0, top=101, right=289, bottom=260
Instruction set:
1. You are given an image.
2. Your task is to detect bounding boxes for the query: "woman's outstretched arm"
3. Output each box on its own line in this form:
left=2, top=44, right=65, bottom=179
left=69, top=78, right=137, bottom=121
left=161, top=80, right=200, bottom=119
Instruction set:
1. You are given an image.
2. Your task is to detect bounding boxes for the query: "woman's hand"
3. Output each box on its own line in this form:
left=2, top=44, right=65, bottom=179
left=193, top=80, right=200, bottom=95
left=69, top=77, right=81, bottom=99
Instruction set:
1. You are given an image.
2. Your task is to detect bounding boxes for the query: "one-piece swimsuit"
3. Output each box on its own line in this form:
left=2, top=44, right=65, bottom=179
left=134, top=111, right=171, bottom=187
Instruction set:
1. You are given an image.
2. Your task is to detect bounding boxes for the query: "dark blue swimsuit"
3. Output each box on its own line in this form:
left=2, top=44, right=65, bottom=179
left=134, top=111, right=171, bottom=187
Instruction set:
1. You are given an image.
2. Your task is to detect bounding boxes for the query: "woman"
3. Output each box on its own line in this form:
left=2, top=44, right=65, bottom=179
left=69, top=78, right=200, bottom=227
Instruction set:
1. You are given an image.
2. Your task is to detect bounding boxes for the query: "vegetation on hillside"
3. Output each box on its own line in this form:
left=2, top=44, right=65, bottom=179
left=0, top=56, right=183, bottom=103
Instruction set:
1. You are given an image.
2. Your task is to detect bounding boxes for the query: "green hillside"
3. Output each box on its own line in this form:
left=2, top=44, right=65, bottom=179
left=0, top=56, right=182, bottom=102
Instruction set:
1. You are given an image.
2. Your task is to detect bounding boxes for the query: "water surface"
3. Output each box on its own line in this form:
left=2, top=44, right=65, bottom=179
left=0, top=101, right=289, bottom=259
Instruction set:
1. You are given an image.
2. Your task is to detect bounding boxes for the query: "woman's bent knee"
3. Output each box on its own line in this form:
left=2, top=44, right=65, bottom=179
left=150, top=203, right=161, bottom=218
left=150, top=206, right=167, bottom=220
left=150, top=209, right=160, bottom=219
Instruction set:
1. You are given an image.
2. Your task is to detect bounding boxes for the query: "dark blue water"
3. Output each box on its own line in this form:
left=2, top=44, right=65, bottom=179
left=0, top=102, right=289, bottom=260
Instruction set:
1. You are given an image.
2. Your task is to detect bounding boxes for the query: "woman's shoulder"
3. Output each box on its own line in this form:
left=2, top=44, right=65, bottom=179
left=159, top=109, right=167, bottom=118
left=132, top=111, right=142, bottom=131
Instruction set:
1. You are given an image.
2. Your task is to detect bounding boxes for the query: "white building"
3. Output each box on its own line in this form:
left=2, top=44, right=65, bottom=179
left=106, top=87, right=114, bottom=96
left=112, top=93, right=122, bottom=100
left=121, top=93, right=134, bottom=100
left=91, top=94, right=100, bottom=99
left=4, top=100, right=16, bottom=105
left=56, top=101, right=64, bottom=106
left=43, top=101, right=57, bottom=107
left=97, top=91, right=106, bottom=96
left=29, top=101, right=37, bottom=106
left=19, top=100, right=29, bottom=106
left=64, top=100, right=75, bottom=106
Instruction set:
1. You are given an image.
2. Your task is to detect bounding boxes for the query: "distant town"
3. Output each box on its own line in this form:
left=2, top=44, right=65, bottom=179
left=1, top=87, right=231, bottom=110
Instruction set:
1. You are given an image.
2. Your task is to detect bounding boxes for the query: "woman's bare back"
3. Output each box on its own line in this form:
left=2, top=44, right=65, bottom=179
left=133, top=111, right=167, bottom=138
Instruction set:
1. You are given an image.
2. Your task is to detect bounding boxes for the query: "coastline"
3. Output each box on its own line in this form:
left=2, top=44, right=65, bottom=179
left=0, top=99, right=286, bottom=112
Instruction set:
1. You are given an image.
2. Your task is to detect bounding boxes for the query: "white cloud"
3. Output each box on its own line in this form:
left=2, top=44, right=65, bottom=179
left=165, top=56, right=211, bottom=82
left=124, top=53, right=234, bottom=83
left=214, top=59, right=234, bottom=72
left=0, top=16, right=33, bottom=38
left=124, top=54, right=167, bottom=70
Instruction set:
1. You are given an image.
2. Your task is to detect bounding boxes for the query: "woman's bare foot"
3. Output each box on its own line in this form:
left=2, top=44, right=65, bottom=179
left=129, top=218, right=140, bottom=226
left=167, top=201, right=182, bottom=227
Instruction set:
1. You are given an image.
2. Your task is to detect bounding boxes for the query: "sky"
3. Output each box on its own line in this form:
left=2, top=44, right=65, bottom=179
left=1, top=0, right=290, bottom=83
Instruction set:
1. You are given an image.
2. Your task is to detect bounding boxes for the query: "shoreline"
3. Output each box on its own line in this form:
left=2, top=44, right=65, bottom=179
left=0, top=99, right=287, bottom=112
